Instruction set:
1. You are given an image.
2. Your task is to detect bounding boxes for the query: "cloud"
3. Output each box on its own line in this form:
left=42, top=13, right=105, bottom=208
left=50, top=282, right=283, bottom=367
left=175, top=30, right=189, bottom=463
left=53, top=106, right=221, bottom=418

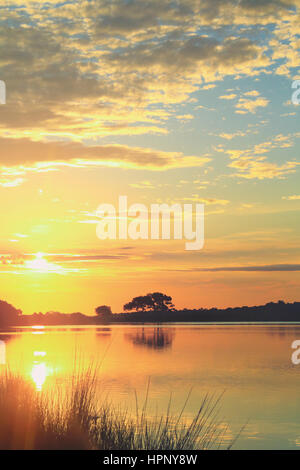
left=176, top=114, right=194, bottom=121
left=229, top=158, right=299, bottom=179
left=0, top=177, right=24, bottom=187
left=105, top=36, right=265, bottom=76
left=0, top=0, right=299, bottom=181
left=0, top=252, right=131, bottom=269
left=175, top=264, right=300, bottom=272
left=282, top=194, right=300, bottom=200
left=218, top=89, right=269, bottom=114
left=201, top=84, right=217, bottom=90
left=226, top=133, right=300, bottom=179
left=235, top=96, right=269, bottom=114
left=243, top=90, right=260, bottom=96
left=0, top=137, right=211, bottom=174
left=47, top=254, right=127, bottom=262
left=129, top=180, right=156, bottom=189
left=219, top=94, right=237, bottom=100
left=181, top=195, right=230, bottom=205
left=0, top=0, right=279, bottom=142
left=219, top=131, right=247, bottom=140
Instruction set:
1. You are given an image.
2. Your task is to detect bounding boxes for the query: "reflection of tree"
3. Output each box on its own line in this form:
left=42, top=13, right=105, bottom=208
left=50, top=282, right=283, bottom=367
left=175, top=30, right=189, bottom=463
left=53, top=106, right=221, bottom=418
left=95, top=327, right=112, bottom=338
left=125, top=328, right=174, bottom=350
left=264, top=326, right=300, bottom=338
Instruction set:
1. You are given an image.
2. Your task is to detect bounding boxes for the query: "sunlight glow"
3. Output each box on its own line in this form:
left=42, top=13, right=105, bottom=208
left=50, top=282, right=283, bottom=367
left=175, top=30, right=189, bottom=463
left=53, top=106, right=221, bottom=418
left=25, top=252, right=65, bottom=274
left=30, top=349, right=54, bottom=391
left=31, top=362, right=48, bottom=391
left=31, top=325, right=45, bottom=335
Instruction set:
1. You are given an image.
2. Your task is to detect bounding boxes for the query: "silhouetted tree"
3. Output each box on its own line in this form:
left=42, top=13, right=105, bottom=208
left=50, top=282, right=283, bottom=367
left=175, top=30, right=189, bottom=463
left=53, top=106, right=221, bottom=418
left=0, top=300, right=22, bottom=325
left=148, top=292, right=174, bottom=311
left=95, top=305, right=112, bottom=317
left=123, top=292, right=174, bottom=312
left=124, top=295, right=152, bottom=312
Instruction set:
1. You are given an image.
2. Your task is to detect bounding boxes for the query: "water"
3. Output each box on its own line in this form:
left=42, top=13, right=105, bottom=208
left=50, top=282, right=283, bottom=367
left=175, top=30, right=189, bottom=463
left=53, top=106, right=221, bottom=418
left=1, top=323, right=300, bottom=450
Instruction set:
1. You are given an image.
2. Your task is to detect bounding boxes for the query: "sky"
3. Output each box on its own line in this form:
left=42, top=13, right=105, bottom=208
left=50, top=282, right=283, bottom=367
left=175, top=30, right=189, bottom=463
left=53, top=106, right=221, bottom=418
left=0, top=0, right=299, bottom=315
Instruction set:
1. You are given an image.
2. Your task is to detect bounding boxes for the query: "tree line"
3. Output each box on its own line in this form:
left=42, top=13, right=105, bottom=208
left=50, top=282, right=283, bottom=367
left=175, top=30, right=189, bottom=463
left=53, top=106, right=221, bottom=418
left=1, top=294, right=300, bottom=326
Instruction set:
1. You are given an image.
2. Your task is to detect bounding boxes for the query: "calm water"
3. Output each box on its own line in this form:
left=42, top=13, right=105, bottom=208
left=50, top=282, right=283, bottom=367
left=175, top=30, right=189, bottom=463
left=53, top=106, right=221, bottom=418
left=1, top=323, right=300, bottom=450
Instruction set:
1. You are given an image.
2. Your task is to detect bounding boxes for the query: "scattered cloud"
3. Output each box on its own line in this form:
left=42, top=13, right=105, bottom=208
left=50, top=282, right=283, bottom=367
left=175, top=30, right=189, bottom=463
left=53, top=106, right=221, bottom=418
left=219, top=131, right=247, bottom=140
left=282, top=195, right=300, bottom=200
left=182, top=196, right=230, bottom=205
left=235, top=96, right=269, bottom=114
left=229, top=158, right=299, bottom=179
left=183, top=264, right=300, bottom=272
left=0, top=0, right=293, bottom=144
left=243, top=90, right=260, bottom=97
left=219, top=93, right=237, bottom=100
left=226, top=133, right=300, bottom=179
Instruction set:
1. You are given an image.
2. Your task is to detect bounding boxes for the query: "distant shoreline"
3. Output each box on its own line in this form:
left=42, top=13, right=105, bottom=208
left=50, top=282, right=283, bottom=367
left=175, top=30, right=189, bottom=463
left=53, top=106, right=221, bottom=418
left=2, top=321, right=300, bottom=331
left=5, top=300, right=299, bottom=327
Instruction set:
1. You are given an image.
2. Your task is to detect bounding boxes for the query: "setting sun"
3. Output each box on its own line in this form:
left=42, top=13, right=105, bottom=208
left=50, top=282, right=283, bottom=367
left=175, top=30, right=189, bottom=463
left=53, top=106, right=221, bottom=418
left=25, top=253, right=64, bottom=274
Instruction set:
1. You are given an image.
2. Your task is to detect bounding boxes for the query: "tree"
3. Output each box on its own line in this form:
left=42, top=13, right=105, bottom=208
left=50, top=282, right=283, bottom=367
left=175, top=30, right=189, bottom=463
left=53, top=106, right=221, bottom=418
left=95, top=305, right=112, bottom=317
left=124, top=295, right=153, bottom=312
left=0, top=300, right=22, bottom=325
left=148, top=292, right=174, bottom=311
left=123, top=292, right=175, bottom=312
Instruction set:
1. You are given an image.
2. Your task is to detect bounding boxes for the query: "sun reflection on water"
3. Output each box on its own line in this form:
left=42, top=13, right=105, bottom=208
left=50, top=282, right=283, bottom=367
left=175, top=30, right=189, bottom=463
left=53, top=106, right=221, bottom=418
left=31, top=362, right=48, bottom=391
left=30, top=350, right=53, bottom=391
left=31, top=325, right=45, bottom=335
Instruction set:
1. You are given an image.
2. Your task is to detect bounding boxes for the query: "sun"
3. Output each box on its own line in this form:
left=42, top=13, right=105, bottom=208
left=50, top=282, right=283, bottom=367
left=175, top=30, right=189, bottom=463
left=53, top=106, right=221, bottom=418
left=25, top=252, right=64, bottom=274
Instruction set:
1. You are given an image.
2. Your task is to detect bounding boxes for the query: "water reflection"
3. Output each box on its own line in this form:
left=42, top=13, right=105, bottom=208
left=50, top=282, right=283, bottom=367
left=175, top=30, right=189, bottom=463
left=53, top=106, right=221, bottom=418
left=264, top=326, right=300, bottom=338
left=31, top=362, right=48, bottom=391
left=95, top=327, right=111, bottom=338
left=1, top=324, right=300, bottom=449
left=125, top=327, right=175, bottom=350
left=31, top=350, right=53, bottom=391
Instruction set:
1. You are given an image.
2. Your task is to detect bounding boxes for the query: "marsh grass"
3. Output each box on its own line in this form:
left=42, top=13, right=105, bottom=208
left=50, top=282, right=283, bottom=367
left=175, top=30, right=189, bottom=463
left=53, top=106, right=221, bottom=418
left=0, top=367, right=237, bottom=450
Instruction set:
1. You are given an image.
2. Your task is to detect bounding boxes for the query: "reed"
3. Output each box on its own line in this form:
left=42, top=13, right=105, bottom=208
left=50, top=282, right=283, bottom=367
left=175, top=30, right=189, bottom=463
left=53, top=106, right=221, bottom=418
left=0, top=367, right=236, bottom=450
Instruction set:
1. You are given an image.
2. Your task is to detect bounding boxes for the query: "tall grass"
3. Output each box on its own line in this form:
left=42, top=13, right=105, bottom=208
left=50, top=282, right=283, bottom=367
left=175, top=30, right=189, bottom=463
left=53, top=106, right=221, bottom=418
left=0, top=367, right=236, bottom=450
